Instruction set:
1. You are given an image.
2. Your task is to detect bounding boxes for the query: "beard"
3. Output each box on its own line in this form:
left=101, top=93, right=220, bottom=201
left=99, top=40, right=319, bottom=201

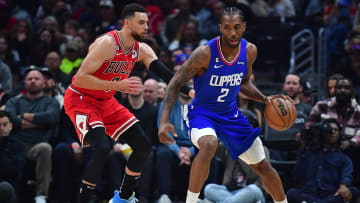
left=131, top=32, right=144, bottom=42
left=336, top=94, right=352, bottom=105
left=27, top=87, right=42, bottom=95
left=43, top=87, right=54, bottom=94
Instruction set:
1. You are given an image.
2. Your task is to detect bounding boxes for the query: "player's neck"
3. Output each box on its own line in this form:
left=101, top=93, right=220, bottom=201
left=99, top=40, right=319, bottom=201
left=128, top=95, right=144, bottom=110
left=118, top=30, right=136, bottom=51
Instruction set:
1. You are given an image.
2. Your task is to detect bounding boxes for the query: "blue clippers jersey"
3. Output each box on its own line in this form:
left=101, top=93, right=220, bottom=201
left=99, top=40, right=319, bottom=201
left=191, top=37, right=247, bottom=115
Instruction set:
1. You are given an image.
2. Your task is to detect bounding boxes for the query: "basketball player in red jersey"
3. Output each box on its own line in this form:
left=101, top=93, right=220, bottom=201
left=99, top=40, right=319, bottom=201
left=63, top=3, right=192, bottom=203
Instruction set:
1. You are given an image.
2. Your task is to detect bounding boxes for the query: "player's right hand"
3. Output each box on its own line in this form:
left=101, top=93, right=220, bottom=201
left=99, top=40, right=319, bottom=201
left=158, top=122, right=177, bottom=145
left=115, top=77, right=144, bottom=95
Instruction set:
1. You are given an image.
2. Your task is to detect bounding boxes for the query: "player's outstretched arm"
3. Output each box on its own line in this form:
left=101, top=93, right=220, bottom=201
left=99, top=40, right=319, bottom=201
left=158, top=45, right=209, bottom=145
left=240, top=42, right=268, bottom=104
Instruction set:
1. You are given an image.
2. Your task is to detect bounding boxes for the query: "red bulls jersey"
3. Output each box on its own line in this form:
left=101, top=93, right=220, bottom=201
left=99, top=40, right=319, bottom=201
left=70, top=30, right=139, bottom=100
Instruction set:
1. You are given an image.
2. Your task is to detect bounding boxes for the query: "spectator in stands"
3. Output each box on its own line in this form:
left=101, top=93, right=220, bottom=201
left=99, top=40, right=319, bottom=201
left=156, top=80, right=196, bottom=203
left=161, top=0, right=199, bottom=48
left=268, top=0, right=296, bottom=17
left=33, top=0, right=57, bottom=29
left=330, top=30, right=360, bottom=100
left=287, top=119, right=359, bottom=203
left=73, top=35, right=88, bottom=58
left=0, top=60, right=12, bottom=94
left=43, top=51, right=71, bottom=89
left=135, top=0, right=165, bottom=40
left=0, top=110, right=26, bottom=200
left=192, top=0, right=211, bottom=20
left=158, top=48, right=174, bottom=71
left=198, top=0, right=224, bottom=40
left=306, top=77, right=360, bottom=188
left=8, top=19, right=33, bottom=65
left=59, top=40, right=83, bottom=75
left=5, top=67, right=60, bottom=203
left=157, top=81, right=167, bottom=102
left=53, top=1, right=72, bottom=31
left=40, top=67, right=64, bottom=109
left=324, top=73, right=344, bottom=99
left=144, top=78, right=159, bottom=108
left=58, top=19, right=80, bottom=55
left=95, top=0, right=117, bottom=35
left=299, top=80, right=312, bottom=105
left=30, top=28, right=59, bottom=66
left=0, top=33, right=20, bottom=76
left=178, top=20, right=207, bottom=55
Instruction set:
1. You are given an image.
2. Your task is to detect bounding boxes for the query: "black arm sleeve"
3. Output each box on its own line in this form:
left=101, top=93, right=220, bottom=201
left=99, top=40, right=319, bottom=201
left=149, top=60, right=192, bottom=96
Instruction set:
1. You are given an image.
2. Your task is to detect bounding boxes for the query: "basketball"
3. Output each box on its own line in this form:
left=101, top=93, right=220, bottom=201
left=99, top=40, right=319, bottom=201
left=264, top=96, right=297, bottom=131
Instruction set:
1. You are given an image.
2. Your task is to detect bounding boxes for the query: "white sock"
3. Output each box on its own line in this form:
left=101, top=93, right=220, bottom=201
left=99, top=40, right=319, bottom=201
left=274, top=197, right=288, bottom=203
left=186, top=190, right=200, bottom=203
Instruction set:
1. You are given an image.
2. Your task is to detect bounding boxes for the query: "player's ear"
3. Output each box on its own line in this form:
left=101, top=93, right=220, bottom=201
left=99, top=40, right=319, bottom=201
left=124, top=18, right=129, bottom=27
left=242, top=22, right=246, bottom=32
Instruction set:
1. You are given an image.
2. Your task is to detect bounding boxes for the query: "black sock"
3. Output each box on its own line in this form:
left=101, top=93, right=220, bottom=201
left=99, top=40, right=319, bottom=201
left=119, top=174, right=139, bottom=200
left=77, top=182, right=95, bottom=203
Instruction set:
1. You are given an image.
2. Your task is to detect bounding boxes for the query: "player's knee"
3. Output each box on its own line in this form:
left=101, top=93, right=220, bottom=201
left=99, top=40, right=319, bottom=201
left=87, top=127, right=112, bottom=158
left=251, top=158, right=272, bottom=175
left=198, top=136, right=218, bottom=155
left=123, top=123, right=152, bottom=158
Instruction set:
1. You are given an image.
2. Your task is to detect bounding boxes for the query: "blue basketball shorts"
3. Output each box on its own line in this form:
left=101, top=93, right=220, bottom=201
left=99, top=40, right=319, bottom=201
left=184, top=104, right=263, bottom=161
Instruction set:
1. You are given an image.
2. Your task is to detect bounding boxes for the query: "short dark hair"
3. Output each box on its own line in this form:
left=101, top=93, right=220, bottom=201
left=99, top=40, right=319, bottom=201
left=24, top=65, right=42, bottom=78
left=285, top=72, right=301, bottom=83
left=221, top=6, right=245, bottom=23
left=121, top=3, right=146, bottom=20
left=0, top=111, right=10, bottom=120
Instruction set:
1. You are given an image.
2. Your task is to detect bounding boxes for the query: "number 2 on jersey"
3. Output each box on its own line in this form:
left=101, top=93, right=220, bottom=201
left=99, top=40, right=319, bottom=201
left=217, top=88, right=229, bottom=102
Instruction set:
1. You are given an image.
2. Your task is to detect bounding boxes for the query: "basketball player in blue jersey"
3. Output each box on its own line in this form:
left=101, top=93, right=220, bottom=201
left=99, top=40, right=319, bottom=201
left=159, top=7, right=288, bottom=203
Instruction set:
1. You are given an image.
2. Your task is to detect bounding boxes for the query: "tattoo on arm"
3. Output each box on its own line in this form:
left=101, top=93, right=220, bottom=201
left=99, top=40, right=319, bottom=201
left=161, top=47, right=208, bottom=120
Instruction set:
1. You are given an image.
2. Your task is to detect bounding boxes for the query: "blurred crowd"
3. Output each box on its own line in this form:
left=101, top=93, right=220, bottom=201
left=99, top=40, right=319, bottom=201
left=0, top=0, right=360, bottom=203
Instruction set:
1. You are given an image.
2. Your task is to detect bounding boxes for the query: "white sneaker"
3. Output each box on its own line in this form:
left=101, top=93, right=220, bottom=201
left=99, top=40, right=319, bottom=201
left=34, top=195, right=47, bottom=203
left=158, top=194, right=171, bottom=203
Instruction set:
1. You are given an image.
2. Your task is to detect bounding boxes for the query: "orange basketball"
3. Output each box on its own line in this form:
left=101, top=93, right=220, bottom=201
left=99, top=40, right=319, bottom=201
left=264, top=96, right=297, bottom=131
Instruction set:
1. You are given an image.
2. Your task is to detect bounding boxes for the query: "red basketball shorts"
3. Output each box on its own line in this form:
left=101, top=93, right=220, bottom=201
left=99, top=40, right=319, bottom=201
left=64, top=87, right=138, bottom=144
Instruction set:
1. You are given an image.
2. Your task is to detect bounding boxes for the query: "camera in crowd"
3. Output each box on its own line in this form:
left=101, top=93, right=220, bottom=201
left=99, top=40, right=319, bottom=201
left=300, top=120, right=335, bottom=150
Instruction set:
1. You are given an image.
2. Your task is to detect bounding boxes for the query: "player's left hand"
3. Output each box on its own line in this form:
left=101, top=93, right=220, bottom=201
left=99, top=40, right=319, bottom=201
left=158, top=122, right=177, bottom=145
left=334, top=184, right=352, bottom=202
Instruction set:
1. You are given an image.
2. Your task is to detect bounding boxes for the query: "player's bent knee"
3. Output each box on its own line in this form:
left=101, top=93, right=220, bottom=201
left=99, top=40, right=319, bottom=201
left=198, top=136, right=218, bottom=154
left=250, top=158, right=272, bottom=174
left=86, top=127, right=112, bottom=158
